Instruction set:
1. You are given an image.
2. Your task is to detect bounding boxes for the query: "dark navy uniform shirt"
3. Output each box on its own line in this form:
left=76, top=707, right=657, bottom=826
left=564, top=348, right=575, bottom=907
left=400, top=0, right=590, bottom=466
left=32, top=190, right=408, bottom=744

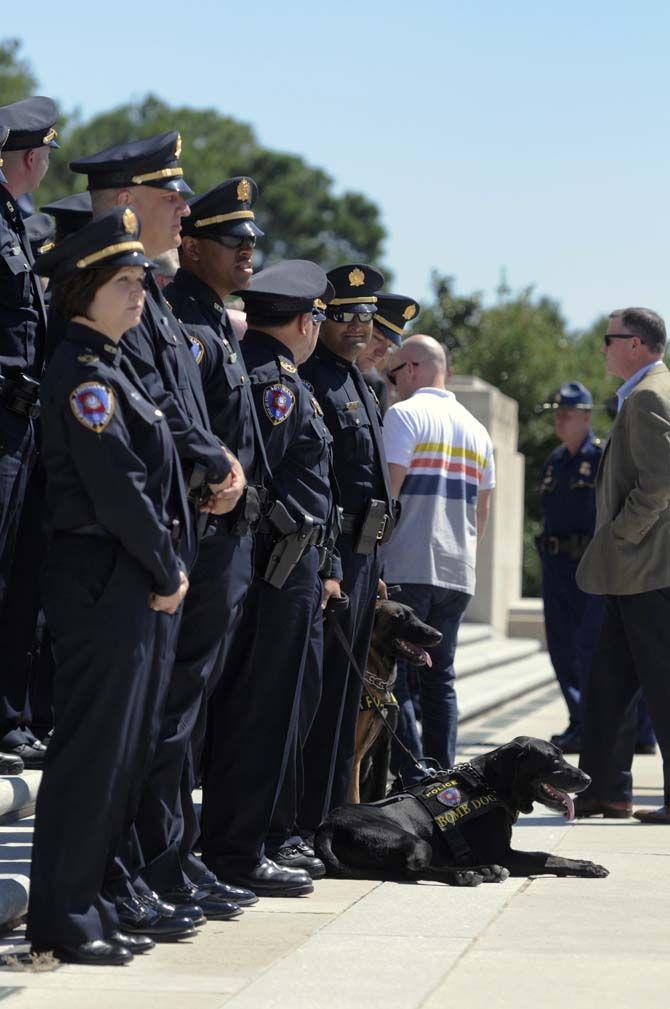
left=122, top=271, right=231, bottom=484
left=539, top=430, right=602, bottom=537
left=0, top=184, right=47, bottom=378
left=242, top=329, right=333, bottom=527
left=164, top=269, right=267, bottom=483
left=299, top=342, right=392, bottom=517
left=41, top=322, right=189, bottom=595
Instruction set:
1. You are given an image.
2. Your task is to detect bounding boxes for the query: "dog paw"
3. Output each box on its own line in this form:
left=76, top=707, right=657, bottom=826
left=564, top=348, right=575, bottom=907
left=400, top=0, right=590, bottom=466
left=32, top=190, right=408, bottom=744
left=453, top=870, right=483, bottom=887
left=575, top=860, right=609, bottom=878
left=477, top=864, right=510, bottom=883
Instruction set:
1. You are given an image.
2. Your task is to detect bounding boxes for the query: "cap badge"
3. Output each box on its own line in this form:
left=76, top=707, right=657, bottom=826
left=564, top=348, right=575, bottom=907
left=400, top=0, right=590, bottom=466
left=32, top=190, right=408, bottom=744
left=175, top=133, right=182, bottom=159
left=122, top=208, right=138, bottom=234
left=237, top=178, right=251, bottom=202
left=348, top=268, right=365, bottom=287
left=403, top=304, right=417, bottom=321
left=42, top=128, right=57, bottom=145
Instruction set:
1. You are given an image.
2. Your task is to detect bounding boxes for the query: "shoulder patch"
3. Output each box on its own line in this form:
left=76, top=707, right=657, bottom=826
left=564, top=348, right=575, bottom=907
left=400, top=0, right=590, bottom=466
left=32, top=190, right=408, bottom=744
left=69, top=382, right=115, bottom=433
left=279, top=357, right=297, bottom=374
left=263, top=383, right=296, bottom=426
left=188, top=334, right=205, bottom=365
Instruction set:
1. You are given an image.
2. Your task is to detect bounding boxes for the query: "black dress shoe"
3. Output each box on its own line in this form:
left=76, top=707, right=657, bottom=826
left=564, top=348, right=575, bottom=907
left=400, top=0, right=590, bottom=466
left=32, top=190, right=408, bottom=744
left=116, top=897, right=196, bottom=940
left=33, top=940, right=133, bottom=966
left=226, top=857, right=314, bottom=897
left=0, top=752, right=24, bottom=775
left=272, top=843, right=326, bottom=879
left=5, top=740, right=47, bottom=769
left=195, top=877, right=258, bottom=907
left=556, top=730, right=582, bottom=754
left=140, top=890, right=206, bottom=926
left=110, top=930, right=155, bottom=953
left=158, top=883, right=242, bottom=921
left=634, top=743, right=657, bottom=755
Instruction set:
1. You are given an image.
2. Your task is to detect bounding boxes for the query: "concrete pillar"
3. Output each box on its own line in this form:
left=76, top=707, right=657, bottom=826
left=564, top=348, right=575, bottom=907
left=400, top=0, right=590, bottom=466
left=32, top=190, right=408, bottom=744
left=447, top=376, right=525, bottom=635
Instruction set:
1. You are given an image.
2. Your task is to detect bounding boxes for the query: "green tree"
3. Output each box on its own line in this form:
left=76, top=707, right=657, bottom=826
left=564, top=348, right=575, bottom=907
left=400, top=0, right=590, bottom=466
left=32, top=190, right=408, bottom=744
left=0, top=38, right=37, bottom=105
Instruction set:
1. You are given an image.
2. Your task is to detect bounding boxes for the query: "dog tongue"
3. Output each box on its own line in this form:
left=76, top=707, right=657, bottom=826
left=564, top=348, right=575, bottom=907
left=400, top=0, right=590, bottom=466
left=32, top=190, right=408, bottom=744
left=424, top=651, right=432, bottom=668
left=558, top=789, right=575, bottom=821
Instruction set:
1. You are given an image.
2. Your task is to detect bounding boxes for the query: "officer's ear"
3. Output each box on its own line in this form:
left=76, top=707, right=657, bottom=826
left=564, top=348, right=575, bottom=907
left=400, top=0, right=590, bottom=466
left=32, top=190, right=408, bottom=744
left=181, top=235, right=200, bottom=264
left=298, top=311, right=312, bottom=336
left=116, top=189, right=134, bottom=207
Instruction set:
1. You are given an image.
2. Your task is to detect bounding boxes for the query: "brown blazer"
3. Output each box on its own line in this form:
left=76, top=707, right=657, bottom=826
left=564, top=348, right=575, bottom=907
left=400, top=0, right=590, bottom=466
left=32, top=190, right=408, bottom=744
left=577, top=362, right=670, bottom=596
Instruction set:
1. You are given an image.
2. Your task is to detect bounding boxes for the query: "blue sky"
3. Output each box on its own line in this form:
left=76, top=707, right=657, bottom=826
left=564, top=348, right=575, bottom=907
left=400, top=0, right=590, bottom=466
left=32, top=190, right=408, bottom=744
left=13, top=1, right=670, bottom=330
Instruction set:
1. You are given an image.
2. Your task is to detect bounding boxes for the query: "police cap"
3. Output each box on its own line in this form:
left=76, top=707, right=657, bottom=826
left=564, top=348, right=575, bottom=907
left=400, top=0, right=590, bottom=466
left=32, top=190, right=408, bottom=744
left=34, top=206, right=154, bottom=281
left=41, top=192, right=93, bottom=243
left=326, top=264, right=385, bottom=315
left=182, top=177, right=264, bottom=240
left=0, top=97, right=60, bottom=151
left=25, top=212, right=56, bottom=258
left=541, top=381, right=593, bottom=411
left=235, top=259, right=334, bottom=317
left=0, top=125, right=8, bottom=184
left=374, top=293, right=420, bottom=347
left=70, top=131, right=193, bottom=194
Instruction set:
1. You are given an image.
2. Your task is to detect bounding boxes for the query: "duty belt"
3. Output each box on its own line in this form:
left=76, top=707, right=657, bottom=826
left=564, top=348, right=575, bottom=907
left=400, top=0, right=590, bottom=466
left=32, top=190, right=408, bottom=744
left=535, top=533, right=592, bottom=560
left=341, top=499, right=391, bottom=555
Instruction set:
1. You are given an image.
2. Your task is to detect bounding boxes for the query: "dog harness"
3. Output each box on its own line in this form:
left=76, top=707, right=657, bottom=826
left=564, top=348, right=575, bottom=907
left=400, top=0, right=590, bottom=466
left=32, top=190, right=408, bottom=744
left=405, top=763, right=513, bottom=864
left=359, top=668, right=398, bottom=712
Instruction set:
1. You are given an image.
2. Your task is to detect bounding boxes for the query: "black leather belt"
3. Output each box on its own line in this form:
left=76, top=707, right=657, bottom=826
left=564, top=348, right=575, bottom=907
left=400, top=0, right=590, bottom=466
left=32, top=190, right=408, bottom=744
left=256, top=521, right=326, bottom=548
left=0, top=379, right=40, bottom=419
left=535, top=533, right=591, bottom=558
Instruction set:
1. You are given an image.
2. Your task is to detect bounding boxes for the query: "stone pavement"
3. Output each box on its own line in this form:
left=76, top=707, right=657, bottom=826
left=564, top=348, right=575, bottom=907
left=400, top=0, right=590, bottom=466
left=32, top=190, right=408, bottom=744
left=1, top=683, right=668, bottom=1008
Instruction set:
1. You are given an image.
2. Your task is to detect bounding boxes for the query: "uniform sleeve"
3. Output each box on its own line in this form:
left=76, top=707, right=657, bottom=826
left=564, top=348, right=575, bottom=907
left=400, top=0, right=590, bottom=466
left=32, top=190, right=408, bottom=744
left=123, top=328, right=232, bottom=484
left=382, top=405, right=417, bottom=467
left=480, top=435, right=496, bottom=490
left=64, top=394, right=183, bottom=595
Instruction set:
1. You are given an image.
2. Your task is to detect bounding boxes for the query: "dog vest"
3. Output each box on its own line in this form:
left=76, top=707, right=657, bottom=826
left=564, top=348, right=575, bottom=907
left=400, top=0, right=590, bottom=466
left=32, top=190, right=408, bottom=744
left=405, top=764, right=512, bottom=864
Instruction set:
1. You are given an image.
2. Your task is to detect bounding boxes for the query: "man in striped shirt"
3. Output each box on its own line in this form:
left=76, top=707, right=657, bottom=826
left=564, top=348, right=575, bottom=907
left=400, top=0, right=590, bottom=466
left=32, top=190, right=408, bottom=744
left=382, top=335, right=495, bottom=781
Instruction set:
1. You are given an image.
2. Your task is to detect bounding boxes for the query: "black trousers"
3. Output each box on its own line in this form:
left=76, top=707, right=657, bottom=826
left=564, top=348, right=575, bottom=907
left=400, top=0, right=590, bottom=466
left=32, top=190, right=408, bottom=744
left=118, top=522, right=251, bottom=894
left=297, top=538, right=380, bottom=834
left=27, top=537, right=176, bottom=948
left=201, top=542, right=322, bottom=876
left=579, top=589, right=670, bottom=805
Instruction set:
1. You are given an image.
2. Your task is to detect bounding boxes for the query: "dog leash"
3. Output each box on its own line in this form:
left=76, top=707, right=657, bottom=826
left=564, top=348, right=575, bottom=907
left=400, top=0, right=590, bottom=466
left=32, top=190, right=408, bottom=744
left=326, top=597, right=427, bottom=775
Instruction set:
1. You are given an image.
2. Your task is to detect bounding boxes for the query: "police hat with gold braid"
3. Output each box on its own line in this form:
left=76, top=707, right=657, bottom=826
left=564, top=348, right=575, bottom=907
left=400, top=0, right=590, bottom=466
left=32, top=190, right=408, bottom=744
left=25, top=213, right=56, bottom=259
left=182, top=177, right=264, bottom=240
left=0, top=125, right=8, bottom=185
left=374, top=293, right=420, bottom=348
left=33, top=206, right=155, bottom=282
left=70, top=131, right=192, bottom=195
left=539, top=381, right=593, bottom=412
left=0, top=97, right=60, bottom=151
left=326, top=264, right=384, bottom=314
left=234, top=259, right=334, bottom=318
left=41, top=192, right=93, bottom=244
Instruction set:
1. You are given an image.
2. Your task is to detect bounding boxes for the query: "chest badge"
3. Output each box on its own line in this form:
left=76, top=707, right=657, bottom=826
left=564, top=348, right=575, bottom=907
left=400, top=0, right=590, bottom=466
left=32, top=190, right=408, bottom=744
left=579, top=461, right=591, bottom=476
left=344, top=400, right=360, bottom=411
left=263, top=383, right=296, bottom=425
left=69, top=382, right=116, bottom=433
left=188, top=334, right=205, bottom=365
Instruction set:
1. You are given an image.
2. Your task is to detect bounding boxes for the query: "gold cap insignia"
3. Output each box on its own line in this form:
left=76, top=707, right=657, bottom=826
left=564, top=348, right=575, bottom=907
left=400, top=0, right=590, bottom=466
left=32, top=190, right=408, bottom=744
left=122, top=208, right=138, bottom=234
left=175, top=133, right=182, bottom=159
left=237, top=178, right=251, bottom=202
left=38, top=240, right=55, bottom=255
left=349, top=268, right=365, bottom=287
left=313, top=298, right=327, bottom=311
left=403, top=304, right=417, bottom=321
left=42, top=128, right=57, bottom=145
left=280, top=357, right=297, bottom=374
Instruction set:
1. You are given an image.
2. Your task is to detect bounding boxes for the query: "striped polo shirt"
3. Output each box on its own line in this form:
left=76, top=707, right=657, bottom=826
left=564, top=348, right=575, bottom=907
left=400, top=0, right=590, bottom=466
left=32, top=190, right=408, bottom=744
left=382, top=387, right=495, bottom=593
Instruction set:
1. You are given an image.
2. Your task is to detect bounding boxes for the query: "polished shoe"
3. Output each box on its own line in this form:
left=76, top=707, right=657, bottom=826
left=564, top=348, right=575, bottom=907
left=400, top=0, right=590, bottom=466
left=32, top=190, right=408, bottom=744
left=159, top=883, right=242, bottom=921
left=140, top=890, right=206, bottom=926
left=633, top=805, right=670, bottom=823
left=194, top=876, right=258, bottom=907
left=556, top=732, right=582, bottom=755
left=110, top=930, right=155, bottom=954
left=271, top=843, right=326, bottom=880
left=225, top=856, right=314, bottom=897
left=5, top=739, right=47, bottom=769
left=634, top=743, right=657, bottom=755
left=116, top=896, right=196, bottom=940
left=33, top=939, right=133, bottom=966
left=574, top=797, right=633, bottom=818
left=0, top=752, right=24, bottom=775
left=549, top=727, right=572, bottom=746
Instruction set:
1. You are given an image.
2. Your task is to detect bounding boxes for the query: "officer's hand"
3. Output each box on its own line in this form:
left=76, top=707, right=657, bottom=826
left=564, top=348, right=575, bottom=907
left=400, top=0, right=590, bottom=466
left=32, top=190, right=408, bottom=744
left=150, top=570, right=189, bottom=615
left=377, top=578, right=388, bottom=600
left=203, top=453, right=247, bottom=515
left=321, top=578, right=342, bottom=610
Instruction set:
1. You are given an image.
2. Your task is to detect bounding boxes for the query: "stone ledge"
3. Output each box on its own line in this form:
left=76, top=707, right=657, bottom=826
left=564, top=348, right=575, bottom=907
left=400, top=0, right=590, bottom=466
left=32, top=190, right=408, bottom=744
left=0, top=772, right=40, bottom=826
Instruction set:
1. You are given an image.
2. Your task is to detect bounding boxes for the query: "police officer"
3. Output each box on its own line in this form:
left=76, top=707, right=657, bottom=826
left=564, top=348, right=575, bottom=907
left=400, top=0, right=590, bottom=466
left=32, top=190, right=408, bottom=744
left=70, top=133, right=246, bottom=925
left=294, top=265, right=396, bottom=852
left=200, top=260, right=338, bottom=897
left=0, top=97, right=58, bottom=768
left=356, top=293, right=420, bottom=415
left=41, top=191, right=93, bottom=244
left=27, top=207, right=194, bottom=965
left=156, top=177, right=268, bottom=901
left=537, top=380, right=655, bottom=754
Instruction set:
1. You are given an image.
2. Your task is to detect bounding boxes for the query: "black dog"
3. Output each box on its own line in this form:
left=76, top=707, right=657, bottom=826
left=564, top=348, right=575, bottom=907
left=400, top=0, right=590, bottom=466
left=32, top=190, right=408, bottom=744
left=316, top=736, right=609, bottom=884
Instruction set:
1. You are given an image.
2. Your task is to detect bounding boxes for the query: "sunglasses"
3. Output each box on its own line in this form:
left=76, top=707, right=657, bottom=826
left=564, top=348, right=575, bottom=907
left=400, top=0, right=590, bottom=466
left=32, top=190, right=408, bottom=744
left=603, top=333, right=635, bottom=347
left=214, top=234, right=257, bottom=250
left=387, top=361, right=422, bottom=386
left=311, top=308, right=326, bottom=324
left=326, top=309, right=375, bottom=324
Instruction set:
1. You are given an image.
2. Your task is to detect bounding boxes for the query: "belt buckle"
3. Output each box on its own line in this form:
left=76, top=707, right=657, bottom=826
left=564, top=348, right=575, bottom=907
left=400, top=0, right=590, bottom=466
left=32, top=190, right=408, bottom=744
left=547, top=536, right=560, bottom=555
left=376, top=515, right=388, bottom=542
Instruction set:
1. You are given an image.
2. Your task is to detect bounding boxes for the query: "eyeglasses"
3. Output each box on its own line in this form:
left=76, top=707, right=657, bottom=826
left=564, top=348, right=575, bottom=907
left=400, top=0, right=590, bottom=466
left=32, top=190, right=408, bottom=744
left=387, top=361, right=422, bottom=386
left=603, top=333, right=635, bottom=347
left=214, top=234, right=257, bottom=250
left=311, top=308, right=326, bottom=324
left=326, top=309, right=375, bottom=324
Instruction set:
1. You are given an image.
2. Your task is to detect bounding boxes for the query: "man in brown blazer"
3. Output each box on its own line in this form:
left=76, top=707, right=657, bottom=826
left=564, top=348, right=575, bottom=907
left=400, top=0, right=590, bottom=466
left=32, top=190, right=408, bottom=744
left=575, top=307, right=670, bottom=823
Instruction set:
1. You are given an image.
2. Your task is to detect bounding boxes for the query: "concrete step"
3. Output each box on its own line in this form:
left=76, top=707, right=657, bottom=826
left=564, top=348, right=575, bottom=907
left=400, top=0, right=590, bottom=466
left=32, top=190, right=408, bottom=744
left=457, top=651, right=555, bottom=722
left=0, top=771, right=40, bottom=827
left=457, top=622, right=493, bottom=646
left=456, top=635, right=541, bottom=680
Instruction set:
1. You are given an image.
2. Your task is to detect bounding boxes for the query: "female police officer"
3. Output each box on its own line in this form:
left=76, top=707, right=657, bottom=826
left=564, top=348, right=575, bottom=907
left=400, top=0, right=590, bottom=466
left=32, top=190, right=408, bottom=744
left=26, top=207, right=192, bottom=965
